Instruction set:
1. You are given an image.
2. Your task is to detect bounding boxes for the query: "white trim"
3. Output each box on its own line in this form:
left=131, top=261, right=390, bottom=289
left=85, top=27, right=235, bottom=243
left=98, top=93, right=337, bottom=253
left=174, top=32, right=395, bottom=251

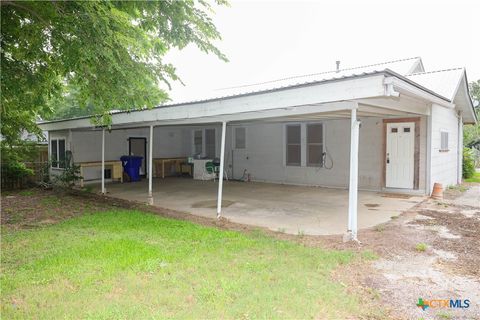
left=101, top=128, right=105, bottom=194
left=305, top=122, right=325, bottom=168
left=233, top=126, right=247, bottom=150
left=283, top=121, right=326, bottom=168
left=385, top=77, right=455, bottom=109
left=347, top=106, right=360, bottom=240
left=217, top=121, right=227, bottom=218
left=148, top=125, right=154, bottom=204
left=38, top=98, right=362, bottom=131
left=426, top=111, right=432, bottom=195
left=284, top=123, right=302, bottom=167
left=50, top=137, right=67, bottom=169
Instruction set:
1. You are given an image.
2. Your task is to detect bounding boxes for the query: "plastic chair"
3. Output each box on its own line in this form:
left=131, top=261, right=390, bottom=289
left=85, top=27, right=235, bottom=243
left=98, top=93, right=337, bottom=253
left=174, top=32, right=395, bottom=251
left=204, top=161, right=217, bottom=181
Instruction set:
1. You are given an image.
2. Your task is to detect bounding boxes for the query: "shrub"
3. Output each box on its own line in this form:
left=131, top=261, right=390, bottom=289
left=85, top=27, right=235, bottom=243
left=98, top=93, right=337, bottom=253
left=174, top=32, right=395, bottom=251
left=415, top=243, right=428, bottom=252
left=463, top=148, right=475, bottom=179
left=52, top=163, right=82, bottom=188
left=52, top=151, right=82, bottom=188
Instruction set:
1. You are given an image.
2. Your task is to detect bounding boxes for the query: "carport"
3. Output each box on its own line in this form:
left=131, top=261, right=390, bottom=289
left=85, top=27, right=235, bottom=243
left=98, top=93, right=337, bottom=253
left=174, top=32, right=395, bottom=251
left=40, top=67, right=445, bottom=240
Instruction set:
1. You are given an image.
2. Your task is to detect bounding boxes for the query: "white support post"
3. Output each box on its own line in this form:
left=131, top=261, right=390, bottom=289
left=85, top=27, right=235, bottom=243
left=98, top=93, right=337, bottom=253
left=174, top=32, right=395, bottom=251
left=216, top=121, right=227, bottom=218
left=347, top=107, right=360, bottom=241
left=148, top=125, right=154, bottom=205
left=101, top=128, right=106, bottom=195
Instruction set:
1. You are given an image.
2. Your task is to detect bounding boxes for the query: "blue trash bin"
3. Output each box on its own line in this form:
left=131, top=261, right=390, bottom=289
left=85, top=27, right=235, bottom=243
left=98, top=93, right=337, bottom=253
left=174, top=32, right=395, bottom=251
left=120, top=155, right=143, bottom=182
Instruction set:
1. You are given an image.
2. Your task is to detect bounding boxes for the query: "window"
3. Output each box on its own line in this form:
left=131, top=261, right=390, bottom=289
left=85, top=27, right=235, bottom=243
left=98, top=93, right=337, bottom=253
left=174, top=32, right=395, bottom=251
left=205, top=129, right=216, bottom=158
left=307, top=123, right=324, bottom=167
left=235, top=127, right=246, bottom=149
left=440, top=131, right=449, bottom=151
left=51, top=140, right=58, bottom=167
left=51, top=138, right=66, bottom=168
left=194, top=130, right=202, bottom=155
left=286, top=125, right=301, bottom=166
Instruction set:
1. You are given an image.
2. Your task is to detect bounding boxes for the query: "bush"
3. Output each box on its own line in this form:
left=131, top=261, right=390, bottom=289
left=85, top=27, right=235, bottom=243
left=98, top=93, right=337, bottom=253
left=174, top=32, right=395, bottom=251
left=463, top=148, right=476, bottom=179
left=52, top=153, right=82, bottom=188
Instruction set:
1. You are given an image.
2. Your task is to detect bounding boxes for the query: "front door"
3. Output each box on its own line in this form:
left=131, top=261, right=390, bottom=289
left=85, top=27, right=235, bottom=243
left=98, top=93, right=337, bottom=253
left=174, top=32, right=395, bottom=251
left=386, top=122, right=414, bottom=189
left=129, top=137, right=147, bottom=176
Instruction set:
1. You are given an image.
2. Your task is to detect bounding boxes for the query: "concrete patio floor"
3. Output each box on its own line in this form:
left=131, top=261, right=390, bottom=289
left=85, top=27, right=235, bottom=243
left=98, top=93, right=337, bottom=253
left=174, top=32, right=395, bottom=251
left=95, top=178, right=425, bottom=235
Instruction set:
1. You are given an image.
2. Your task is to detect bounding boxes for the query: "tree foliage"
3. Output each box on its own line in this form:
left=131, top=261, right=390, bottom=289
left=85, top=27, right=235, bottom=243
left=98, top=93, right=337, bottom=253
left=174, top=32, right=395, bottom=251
left=1, top=0, right=227, bottom=145
left=464, top=80, right=480, bottom=148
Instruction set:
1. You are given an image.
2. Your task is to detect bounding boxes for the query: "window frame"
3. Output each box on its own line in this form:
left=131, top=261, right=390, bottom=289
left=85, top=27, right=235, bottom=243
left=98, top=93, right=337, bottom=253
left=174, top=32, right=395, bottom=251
left=50, top=138, right=67, bottom=169
left=204, top=128, right=216, bottom=159
left=306, top=123, right=324, bottom=167
left=192, top=128, right=217, bottom=158
left=285, top=124, right=302, bottom=166
left=440, top=131, right=449, bottom=152
left=234, top=127, right=246, bottom=149
left=193, top=129, right=203, bottom=155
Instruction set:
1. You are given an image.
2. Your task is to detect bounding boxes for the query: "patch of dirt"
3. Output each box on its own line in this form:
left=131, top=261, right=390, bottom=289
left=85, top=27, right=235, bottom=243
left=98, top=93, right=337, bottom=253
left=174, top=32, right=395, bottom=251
left=411, top=208, right=480, bottom=278
left=0, top=188, right=139, bottom=229
left=380, top=193, right=412, bottom=199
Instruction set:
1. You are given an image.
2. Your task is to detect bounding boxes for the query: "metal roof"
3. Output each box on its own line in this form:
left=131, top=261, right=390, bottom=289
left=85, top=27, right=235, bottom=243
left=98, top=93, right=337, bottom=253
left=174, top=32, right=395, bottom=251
left=39, top=57, right=476, bottom=125
left=169, top=57, right=424, bottom=104
left=406, top=68, right=465, bottom=101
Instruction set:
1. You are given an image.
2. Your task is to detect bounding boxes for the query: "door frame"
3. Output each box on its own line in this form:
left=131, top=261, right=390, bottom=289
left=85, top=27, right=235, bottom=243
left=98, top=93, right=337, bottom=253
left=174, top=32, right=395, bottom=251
left=382, top=117, right=420, bottom=190
left=128, top=137, right=147, bottom=177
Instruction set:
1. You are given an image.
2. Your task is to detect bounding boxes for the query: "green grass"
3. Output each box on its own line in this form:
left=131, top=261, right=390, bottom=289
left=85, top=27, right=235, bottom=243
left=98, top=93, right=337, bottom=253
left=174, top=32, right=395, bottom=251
left=18, top=190, right=34, bottom=196
left=1, top=210, right=373, bottom=319
left=465, top=171, right=480, bottom=183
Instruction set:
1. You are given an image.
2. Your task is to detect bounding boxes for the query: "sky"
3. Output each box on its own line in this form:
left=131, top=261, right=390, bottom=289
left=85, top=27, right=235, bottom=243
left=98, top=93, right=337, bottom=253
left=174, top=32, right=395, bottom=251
left=164, top=0, right=479, bottom=103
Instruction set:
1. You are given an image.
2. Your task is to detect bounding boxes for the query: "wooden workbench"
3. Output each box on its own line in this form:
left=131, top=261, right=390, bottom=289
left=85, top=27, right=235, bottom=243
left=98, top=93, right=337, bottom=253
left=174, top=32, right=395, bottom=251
left=153, top=157, right=189, bottom=178
left=78, top=160, right=123, bottom=187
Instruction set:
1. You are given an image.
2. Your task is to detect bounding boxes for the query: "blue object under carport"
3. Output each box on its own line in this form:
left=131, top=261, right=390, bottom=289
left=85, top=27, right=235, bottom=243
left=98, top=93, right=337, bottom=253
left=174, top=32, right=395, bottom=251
left=120, top=155, right=143, bottom=182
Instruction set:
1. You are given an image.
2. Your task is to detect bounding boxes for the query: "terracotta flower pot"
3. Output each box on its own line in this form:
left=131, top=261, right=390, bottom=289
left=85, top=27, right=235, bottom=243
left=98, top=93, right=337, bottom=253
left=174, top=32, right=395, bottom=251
left=431, top=182, right=443, bottom=200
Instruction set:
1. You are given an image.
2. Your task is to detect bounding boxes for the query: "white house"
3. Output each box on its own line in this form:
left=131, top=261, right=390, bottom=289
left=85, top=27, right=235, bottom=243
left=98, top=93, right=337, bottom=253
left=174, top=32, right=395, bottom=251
left=38, top=57, right=477, bottom=239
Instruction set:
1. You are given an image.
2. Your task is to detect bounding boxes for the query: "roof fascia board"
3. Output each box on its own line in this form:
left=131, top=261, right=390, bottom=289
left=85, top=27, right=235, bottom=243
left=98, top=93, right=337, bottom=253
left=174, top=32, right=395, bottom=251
left=46, top=102, right=359, bottom=130
left=39, top=76, right=383, bottom=131
left=461, top=70, right=478, bottom=124
left=384, top=76, right=454, bottom=109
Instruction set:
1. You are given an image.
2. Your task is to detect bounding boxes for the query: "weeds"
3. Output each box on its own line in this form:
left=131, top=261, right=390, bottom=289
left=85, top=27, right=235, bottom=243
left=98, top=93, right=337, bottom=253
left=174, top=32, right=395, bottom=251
left=415, top=243, right=428, bottom=252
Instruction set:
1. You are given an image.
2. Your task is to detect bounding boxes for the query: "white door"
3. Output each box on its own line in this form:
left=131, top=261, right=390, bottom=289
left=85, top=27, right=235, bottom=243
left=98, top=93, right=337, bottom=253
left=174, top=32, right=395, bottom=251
left=386, top=122, right=414, bottom=189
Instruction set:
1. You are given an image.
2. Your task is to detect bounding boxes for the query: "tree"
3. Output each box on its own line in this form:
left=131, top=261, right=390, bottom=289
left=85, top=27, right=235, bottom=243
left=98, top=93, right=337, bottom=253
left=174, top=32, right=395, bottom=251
left=464, top=80, right=480, bottom=148
left=1, top=0, right=228, bottom=146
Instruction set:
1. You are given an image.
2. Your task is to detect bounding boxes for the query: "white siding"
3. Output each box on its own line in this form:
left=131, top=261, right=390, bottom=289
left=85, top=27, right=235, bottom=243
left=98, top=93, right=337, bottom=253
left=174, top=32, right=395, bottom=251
left=227, top=118, right=383, bottom=190
left=429, top=103, right=460, bottom=188
left=49, top=115, right=429, bottom=191
left=64, top=127, right=189, bottom=181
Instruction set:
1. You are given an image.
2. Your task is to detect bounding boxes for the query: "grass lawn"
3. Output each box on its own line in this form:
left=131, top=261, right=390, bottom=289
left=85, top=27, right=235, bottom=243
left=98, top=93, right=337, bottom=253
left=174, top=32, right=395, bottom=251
left=465, top=171, right=480, bottom=183
left=0, top=207, right=379, bottom=319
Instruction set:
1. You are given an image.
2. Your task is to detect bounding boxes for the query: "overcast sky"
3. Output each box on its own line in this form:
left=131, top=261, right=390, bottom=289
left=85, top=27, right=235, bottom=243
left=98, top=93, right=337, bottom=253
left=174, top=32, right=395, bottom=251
left=164, top=0, right=478, bottom=102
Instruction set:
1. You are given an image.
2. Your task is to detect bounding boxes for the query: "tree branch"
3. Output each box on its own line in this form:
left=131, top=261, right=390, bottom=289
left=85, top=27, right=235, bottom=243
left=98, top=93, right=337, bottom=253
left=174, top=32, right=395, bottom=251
left=2, top=1, right=48, bottom=24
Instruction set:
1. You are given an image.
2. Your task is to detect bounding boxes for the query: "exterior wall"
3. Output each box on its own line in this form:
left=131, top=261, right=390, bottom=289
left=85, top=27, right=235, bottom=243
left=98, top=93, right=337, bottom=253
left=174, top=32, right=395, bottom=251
left=226, top=118, right=385, bottom=190
left=429, top=103, right=461, bottom=188
left=54, top=127, right=189, bottom=181
left=49, top=115, right=429, bottom=191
